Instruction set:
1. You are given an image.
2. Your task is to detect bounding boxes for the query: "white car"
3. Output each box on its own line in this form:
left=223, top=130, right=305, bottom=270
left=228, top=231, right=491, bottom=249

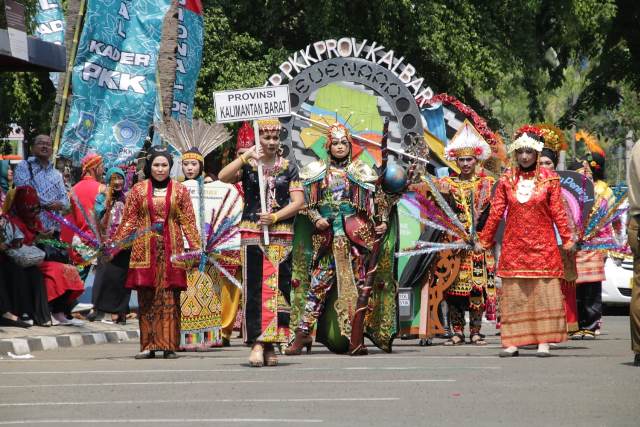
left=602, top=256, right=633, bottom=305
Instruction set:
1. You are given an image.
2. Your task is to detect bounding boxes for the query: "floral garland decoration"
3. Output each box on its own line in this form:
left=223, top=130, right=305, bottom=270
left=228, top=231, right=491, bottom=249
left=422, top=93, right=507, bottom=162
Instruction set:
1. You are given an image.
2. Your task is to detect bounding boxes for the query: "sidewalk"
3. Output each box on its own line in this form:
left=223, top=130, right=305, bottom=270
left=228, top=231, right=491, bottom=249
left=0, top=319, right=140, bottom=356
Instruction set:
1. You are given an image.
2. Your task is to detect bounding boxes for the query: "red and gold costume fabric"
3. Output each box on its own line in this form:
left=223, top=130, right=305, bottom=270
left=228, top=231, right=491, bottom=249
left=112, top=180, right=201, bottom=290
left=239, top=158, right=302, bottom=344
left=479, top=167, right=572, bottom=278
left=61, top=176, right=101, bottom=247
left=438, top=175, right=496, bottom=308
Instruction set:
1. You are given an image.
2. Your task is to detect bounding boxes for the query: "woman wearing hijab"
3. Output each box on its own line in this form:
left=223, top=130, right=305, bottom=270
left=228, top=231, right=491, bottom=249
left=5, top=186, right=85, bottom=326
left=112, top=147, right=201, bottom=359
left=0, top=160, right=13, bottom=210
left=479, top=126, right=575, bottom=357
left=91, top=167, right=130, bottom=324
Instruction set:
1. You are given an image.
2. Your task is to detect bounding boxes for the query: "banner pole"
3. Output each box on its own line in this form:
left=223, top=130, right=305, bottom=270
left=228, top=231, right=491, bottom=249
left=253, top=121, right=270, bottom=246
left=53, top=0, right=86, bottom=157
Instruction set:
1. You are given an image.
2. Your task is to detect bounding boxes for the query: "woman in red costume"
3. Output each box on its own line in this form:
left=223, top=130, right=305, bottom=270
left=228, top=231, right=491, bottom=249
left=112, top=147, right=201, bottom=359
left=479, top=126, right=575, bottom=357
left=5, top=186, right=85, bottom=326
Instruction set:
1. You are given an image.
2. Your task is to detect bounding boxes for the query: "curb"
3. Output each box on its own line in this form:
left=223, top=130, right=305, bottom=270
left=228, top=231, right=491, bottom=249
left=0, top=330, right=140, bottom=356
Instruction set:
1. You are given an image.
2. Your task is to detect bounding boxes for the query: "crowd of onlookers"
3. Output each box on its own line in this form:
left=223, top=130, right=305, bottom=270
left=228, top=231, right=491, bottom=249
left=0, top=135, right=116, bottom=328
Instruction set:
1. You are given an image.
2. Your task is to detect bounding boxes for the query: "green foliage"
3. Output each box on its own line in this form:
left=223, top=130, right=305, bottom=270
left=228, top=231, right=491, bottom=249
left=1, top=0, right=638, bottom=169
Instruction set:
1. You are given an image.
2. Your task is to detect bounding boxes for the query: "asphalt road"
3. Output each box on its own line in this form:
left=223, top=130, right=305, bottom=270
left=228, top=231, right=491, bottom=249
left=0, top=315, right=638, bottom=427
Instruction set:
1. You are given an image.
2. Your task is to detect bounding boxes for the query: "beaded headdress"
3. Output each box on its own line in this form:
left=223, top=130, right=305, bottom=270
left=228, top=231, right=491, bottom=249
left=256, top=118, right=281, bottom=132
left=509, top=125, right=545, bottom=153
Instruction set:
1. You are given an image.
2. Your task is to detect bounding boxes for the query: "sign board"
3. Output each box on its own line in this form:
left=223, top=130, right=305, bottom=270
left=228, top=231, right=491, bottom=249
left=5, top=0, right=28, bottom=61
left=398, top=287, right=413, bottom=320
left=213, top=85, right=290, bottom=123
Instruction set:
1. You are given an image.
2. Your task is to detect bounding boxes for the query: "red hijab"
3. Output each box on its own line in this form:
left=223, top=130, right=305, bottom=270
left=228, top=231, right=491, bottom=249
left=8, top=186, right=44, bottom=245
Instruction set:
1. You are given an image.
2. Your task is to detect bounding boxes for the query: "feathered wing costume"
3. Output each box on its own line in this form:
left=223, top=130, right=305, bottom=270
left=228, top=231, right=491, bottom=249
left=159, top=118, right=239, bottom=350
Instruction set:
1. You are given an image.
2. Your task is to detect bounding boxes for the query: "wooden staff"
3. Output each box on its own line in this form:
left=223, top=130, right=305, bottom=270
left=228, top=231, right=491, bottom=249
left=253, top=121, right=269, bottom=245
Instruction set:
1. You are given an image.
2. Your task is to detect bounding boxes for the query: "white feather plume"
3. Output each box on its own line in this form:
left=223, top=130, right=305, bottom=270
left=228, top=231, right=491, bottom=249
left=159, top=118, right=231, bottom=158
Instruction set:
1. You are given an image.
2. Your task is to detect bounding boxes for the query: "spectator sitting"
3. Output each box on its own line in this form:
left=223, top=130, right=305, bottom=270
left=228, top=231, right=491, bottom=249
left=0, top=160, right=14, bottom=211
left=5, top=186, right=85, bottom=326
left=0, top=216, right=31, bottom=328
left=13, top=135, right=69, bottom=233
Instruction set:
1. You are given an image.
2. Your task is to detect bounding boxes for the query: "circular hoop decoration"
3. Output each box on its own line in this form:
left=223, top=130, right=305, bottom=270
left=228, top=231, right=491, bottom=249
left=277, top=57, right=424, bottom=167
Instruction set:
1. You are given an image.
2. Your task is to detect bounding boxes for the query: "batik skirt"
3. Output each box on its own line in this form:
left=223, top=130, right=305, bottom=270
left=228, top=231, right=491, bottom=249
left=500, top=278, right=567, bottom=348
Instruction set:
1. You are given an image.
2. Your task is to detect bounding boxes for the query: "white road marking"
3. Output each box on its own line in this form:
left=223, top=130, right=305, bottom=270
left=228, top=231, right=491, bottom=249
left=0, top=379, right=455, bottom=389
left=0, top=419, right=323, bottom=425
left=0, top=397, right=399, bottom=407
left=0, top=366, right=500, bottom=375
left=0, top=355, right=500, bottom=363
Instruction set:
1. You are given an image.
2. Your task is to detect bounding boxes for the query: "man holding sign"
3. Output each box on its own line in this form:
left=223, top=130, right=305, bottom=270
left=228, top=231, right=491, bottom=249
left=219, top=118, right=304, bottom=368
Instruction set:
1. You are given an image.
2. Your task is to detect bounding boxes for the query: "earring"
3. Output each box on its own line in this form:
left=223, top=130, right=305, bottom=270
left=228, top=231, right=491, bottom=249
left=277, top=144, right=284, bottom=157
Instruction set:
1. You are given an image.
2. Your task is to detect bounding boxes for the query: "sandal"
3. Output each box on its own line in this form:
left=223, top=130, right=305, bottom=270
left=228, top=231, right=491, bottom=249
left=263, top=343, right=278, bottom=366
left=470, top=333, right=487, bottom=346
left=443, top=333, right=465, bottom=346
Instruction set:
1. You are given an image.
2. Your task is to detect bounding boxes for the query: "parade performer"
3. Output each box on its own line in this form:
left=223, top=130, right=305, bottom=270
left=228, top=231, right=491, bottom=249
left=537, top=125, right=579, bottom=333
left=91, top=167, right=130, bottom=324
left=112, top=146, right=201, bottom=359
left=162, top=117, right=234, bottom=351
left=287, top=122, right=399, bottom=356
left=428, top=121, right=496, bottom=346
left=573, top=131, right=612, bottom=339
left=219, top=122, right=254, bottom=346
left=479, top=125, right=574, bottom=357
left=219, top=119, right=304, bottom=367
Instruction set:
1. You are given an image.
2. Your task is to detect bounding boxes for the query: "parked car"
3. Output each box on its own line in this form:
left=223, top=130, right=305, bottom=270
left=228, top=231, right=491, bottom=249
left=602, top=256, right=633, bottom=305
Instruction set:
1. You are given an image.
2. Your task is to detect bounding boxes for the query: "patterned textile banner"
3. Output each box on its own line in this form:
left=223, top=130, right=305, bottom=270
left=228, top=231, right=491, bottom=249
left=171, top=0, right=204, bottom=121
left=34, top=0, right=65, bottom=89
left=59, top=0, right=171, bottom=168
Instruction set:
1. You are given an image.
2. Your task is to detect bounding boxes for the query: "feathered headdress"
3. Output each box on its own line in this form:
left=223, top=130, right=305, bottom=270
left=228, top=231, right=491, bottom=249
left=576, top=129, right=605, bottom=176
left=445, top=120, right=491, bottom=161
left=159, top=118, right=231, bottom=163
left=509, top=125, right=545, bottom=153
left=576, top=130, right=605, bottom=158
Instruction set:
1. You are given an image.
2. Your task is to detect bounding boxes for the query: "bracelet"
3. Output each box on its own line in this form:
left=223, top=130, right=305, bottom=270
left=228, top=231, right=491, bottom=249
left=270, top=213, right=278, bottom=224
left=239, top=153, right=248, bottom=165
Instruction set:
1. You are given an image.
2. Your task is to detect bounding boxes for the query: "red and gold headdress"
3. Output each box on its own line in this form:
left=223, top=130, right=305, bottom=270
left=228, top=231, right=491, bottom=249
left=81, top=153, right=103, bottom=174
left=535, top=123, right=567, bottom=152
left=236, top=122, right=255, bottom=152
left=325, top=123, right=354, bottom=150
left=509, top=124, right=545, bottom=153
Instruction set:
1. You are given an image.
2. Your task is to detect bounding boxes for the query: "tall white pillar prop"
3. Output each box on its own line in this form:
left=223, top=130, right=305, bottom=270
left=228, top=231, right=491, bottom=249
left=253, top=121, right=270, bottom=245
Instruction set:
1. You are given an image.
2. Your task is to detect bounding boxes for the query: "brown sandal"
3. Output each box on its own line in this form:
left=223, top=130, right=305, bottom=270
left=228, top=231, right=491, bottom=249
left=263, top=343, right=278, bottom=366
left=470, top=333, right=487, bottom=346
left=443, top=333, right=465, bottom=346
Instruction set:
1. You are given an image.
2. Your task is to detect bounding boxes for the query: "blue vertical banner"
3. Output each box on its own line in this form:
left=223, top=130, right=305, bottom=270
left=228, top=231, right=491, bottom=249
left=59, top=0, right=171, bottom=168
left=34, top=0, right=65, bottom=89
left=170, top=0, right=204, bottom=121
left=421, top=103, right=447, bottom=144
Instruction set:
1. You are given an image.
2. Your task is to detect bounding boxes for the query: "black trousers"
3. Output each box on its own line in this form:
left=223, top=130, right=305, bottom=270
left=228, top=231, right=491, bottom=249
left=576, top=282, right=602, bottom=331
left=4, top=262, right=50, bottom=325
